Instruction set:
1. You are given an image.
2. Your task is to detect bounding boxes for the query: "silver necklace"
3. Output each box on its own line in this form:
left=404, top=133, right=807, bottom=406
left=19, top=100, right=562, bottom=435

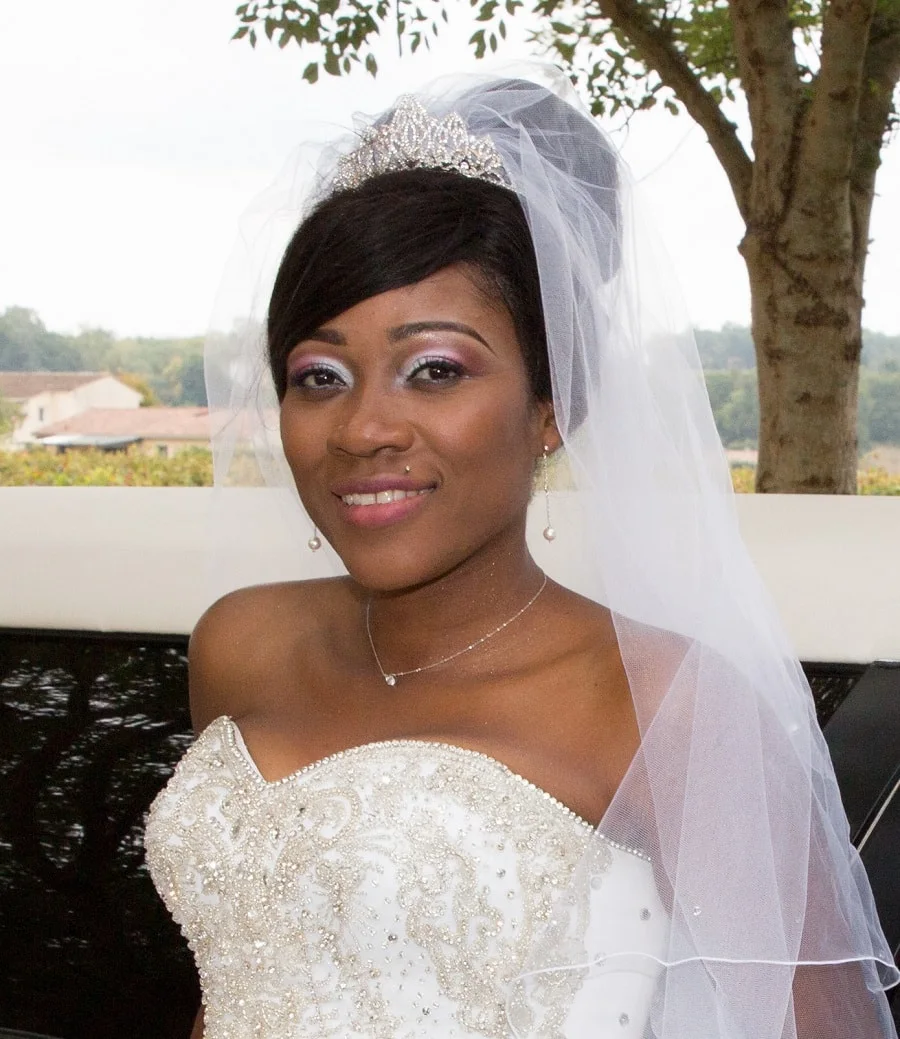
left=365, top=573, right=548, bottom=686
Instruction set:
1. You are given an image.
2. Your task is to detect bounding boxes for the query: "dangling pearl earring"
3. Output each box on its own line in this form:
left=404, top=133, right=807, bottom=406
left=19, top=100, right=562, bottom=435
left=541, top=445, right=556, bottom=542
left=308, top=526, right=322, bottom=552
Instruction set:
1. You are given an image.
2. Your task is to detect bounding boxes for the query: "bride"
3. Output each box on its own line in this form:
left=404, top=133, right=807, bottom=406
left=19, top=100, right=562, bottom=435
left=144, top=70, right=898, bottom=1038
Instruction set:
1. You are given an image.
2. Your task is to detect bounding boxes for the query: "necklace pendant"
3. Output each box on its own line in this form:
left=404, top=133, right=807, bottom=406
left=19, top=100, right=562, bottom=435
left=384, top=674, right=397, bottom=687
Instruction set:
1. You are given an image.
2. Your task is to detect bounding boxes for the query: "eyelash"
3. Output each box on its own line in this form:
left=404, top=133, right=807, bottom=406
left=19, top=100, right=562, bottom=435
left=405, top=355, right=466, bottom=383
left=288, top=363, right=350, bottom=391
left=288, top=355, right=466, bottom=392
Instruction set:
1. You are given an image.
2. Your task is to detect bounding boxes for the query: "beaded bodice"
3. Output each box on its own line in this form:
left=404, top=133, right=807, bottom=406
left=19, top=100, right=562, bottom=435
left=145, top=717, right=665, bottom=1039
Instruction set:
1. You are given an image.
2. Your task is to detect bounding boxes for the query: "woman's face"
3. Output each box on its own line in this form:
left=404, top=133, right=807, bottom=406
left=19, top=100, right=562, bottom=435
left=279, top=265, right=558, bottom=591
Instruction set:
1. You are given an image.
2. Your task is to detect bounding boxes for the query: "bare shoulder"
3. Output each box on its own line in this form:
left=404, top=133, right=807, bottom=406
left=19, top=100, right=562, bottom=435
left=188, top=577, right=357, bottom=732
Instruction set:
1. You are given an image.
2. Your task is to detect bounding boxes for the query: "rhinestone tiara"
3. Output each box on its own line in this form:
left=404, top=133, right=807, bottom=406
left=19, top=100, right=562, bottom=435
left=331, top=95, right=510, bottom=193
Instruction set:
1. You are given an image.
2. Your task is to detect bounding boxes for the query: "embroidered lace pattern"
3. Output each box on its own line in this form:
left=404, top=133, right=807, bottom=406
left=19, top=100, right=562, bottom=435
left=144, top=717, right=660, bottom=1038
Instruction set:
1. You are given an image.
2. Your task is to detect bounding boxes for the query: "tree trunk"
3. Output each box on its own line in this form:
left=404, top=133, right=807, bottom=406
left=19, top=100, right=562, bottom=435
left=740, top=227, right=864, bottom=494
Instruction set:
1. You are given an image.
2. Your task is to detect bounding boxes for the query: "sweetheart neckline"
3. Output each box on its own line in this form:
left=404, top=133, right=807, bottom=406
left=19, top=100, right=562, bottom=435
left=217, top=715, right=652, bottom=862
left=220, top=713, right=594, bottom=824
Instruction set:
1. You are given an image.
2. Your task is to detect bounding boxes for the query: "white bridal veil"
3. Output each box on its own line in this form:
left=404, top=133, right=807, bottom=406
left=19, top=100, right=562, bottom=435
left=204, top=64, right=898, bottom=1038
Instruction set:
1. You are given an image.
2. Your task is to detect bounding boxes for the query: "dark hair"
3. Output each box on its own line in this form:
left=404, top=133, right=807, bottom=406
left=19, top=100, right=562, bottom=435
left=266, top=168, right=549, bottom=402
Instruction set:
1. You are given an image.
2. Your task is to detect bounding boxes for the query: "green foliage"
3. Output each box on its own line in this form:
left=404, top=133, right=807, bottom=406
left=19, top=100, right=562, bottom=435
left=0, top=308, right=207, bottom=407
left=227, top=0, right=826, bottom=117
left=529, top=0, right=742, bottom=117
left=0, top=446, right=213, bottom=487
left=0, top=392, right=22, bottom=438
left=694, top=323, right=756, bottom=370
left=706, top=367, right=900, bottom=450
left=704, top=370, right=759, bottom=445
left=859, top=371, right=900, bottom=448
left=696, top=324, right=900, bottom=372
left=114, top=371, right=162, bottom=407
left=233, top=0, right=392, bottom=81
left=0, top=307, right=83, bottom=371
left=861, top=330, right=900, bottom=372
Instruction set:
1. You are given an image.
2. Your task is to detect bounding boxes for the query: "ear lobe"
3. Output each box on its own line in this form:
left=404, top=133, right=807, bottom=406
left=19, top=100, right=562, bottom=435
left=537, top=403, right=562, bottom=454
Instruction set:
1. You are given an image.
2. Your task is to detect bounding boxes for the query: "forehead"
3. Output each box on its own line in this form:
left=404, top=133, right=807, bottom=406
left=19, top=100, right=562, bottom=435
left=321, top=265, right=515, bottom=338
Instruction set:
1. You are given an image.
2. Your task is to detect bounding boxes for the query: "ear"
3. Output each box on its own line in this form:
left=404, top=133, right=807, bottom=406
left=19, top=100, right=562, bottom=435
left=534, top=399, right=562, bottom=455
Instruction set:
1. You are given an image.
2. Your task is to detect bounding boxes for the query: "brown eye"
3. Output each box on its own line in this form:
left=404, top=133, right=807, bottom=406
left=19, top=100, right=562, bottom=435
left=288, top=364, right=349, bottom=391
left=407, top=357, right=465, bottom=383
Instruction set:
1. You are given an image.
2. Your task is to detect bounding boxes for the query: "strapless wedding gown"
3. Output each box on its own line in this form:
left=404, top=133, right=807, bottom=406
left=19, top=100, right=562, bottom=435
left=145, top=716, right=667, bottom=1038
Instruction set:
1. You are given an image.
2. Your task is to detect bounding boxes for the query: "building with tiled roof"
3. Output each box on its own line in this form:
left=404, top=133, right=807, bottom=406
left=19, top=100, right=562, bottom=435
left=36, top=407, right=210, bottom=457
left=0, top=371, right=142, bottom=445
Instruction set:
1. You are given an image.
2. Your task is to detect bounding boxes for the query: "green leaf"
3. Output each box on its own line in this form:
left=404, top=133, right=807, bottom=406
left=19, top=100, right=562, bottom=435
left=554, top=40, right=575, bottom=63
left=278, top=29, right=292, bottom=48
left=249, top=27, right=257, bottom=46
left=264, top=17, right=276, bottom=40
left=302, top=61, right=319, bottom=84
left=551, top=20, right=574, bottom=34
left=499, top=19, right=506, bottom=37
left=365, top=53, right=378, bottom=75
left=324, top=48, right=339, bottom=75
left=232, top=25, right=249, bottom=39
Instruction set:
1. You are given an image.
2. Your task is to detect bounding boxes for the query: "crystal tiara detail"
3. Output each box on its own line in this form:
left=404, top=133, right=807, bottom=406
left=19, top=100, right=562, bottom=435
left=331, top=95, right=510, bottom=192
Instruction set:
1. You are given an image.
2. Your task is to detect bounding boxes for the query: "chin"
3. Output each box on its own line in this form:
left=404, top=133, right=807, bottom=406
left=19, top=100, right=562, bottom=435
left=342, top=557, right=448, bottom=596
left=333, top=538, right=468, bottom=596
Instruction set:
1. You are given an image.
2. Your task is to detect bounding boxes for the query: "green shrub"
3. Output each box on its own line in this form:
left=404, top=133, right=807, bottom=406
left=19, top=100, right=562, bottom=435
left=0, top=446, right=213, bottom=486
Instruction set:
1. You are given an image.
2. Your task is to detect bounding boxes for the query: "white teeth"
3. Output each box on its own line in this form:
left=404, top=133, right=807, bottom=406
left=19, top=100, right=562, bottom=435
left=342, top=488, right=431, bottom=506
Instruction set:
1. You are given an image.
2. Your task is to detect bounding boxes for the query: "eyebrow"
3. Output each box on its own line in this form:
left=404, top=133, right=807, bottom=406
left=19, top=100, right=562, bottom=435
left=305, top=321, right=494, bottom=352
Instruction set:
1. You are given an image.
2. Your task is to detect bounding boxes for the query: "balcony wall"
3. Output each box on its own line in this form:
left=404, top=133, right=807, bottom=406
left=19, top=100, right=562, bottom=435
left=2, top=487, right=898, bottom=661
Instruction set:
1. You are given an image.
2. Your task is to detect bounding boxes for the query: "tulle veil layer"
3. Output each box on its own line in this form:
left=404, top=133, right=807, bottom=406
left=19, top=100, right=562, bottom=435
left=204, top=64, right=898, bottom=1037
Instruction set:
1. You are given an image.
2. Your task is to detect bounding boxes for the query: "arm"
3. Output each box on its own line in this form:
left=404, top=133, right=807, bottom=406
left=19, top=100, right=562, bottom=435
left=189, top=1006, right=204, bottom=1039
left=187, top=584, right=290, bottom=732
left=793, top=961, right=894, bottom=1038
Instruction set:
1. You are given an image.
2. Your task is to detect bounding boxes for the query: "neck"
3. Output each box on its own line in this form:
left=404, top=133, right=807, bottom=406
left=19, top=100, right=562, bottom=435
left=362, top=536, right=545, bottom=681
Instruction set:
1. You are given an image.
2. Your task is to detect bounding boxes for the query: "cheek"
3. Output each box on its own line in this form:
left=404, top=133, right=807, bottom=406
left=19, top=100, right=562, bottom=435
left=438, top=387, right=539, bottom=486
left=279, top=406, right=321, bottom=481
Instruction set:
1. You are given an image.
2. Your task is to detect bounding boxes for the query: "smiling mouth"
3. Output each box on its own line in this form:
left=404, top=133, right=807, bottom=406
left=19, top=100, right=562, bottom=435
left=340, top=488, right=434, bottom=506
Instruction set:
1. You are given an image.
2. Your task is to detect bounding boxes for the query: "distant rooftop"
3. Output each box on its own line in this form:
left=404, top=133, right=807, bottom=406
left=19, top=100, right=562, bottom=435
left=0, top=371, right=116, bottom=398
left=39, top=434, right=144, bottom=450
left=36, top=407, right=210, bottom=441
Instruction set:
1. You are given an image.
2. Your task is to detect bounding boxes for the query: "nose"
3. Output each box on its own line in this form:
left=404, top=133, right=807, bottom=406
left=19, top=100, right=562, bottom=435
left=327, top=383, right=414, bottom=458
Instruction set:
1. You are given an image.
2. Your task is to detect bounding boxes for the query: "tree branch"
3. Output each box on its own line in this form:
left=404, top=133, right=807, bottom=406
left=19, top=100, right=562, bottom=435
left=800, top=0, right=878, bottom=183
left=849, top=11, right=900, bottom=265
left=726, top=0, right=803, bottom=215
left=593, top=0, right=753, bottom=219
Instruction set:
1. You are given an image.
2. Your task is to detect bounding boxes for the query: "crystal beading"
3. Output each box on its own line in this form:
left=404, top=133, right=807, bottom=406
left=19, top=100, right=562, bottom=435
left=332, top=96, right=510, bottom=193
left=145, top=718, right=665, bottom=1038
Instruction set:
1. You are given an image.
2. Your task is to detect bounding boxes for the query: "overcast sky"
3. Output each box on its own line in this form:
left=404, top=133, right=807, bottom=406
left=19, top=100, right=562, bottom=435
left=1, top=0, right=897, bottom=338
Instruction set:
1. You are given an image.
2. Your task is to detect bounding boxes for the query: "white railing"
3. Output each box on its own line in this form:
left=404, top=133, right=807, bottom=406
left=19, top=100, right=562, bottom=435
left=2, top=488, right=898, bottom=663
